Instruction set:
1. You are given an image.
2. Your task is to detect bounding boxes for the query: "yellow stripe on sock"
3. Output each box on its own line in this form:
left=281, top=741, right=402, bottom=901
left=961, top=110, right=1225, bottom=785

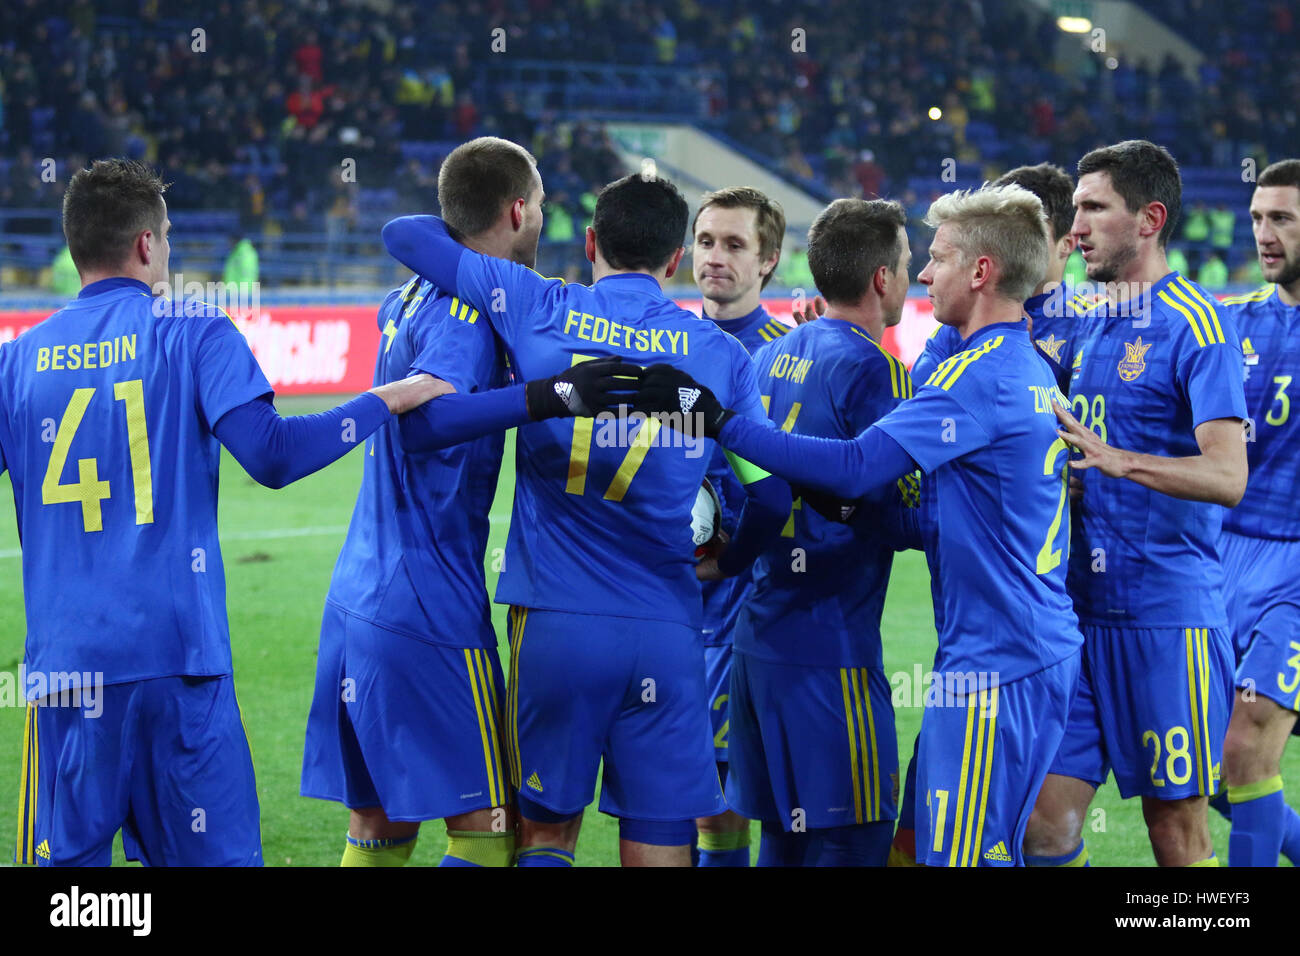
left=1227, top=774, right=1284, bottom=804
left=841, top=669, right=863, bottom=824
left=1186, top=854, right=1220, bottom=867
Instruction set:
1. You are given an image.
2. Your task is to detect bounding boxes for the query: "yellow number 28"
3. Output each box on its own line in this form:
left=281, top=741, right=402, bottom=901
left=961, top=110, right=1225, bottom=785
left=41, top=380, right=155, bottom=532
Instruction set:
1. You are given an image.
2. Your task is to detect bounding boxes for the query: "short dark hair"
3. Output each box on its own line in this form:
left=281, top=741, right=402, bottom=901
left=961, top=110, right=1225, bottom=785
left=62, top=159, right=167, bottom=273
left=807, top=199, right=907, bottom=304
left=1258, top=159, right=1300, bottom=193
left=592, top=173, right=688, bottom=272
left=993, top=163, right=1075, bottom=242
left=1077, top=140, right=1182, bottom=246
left=692, top=186, right=786, bottom=288
left=437, top=136, right=537, bottom=238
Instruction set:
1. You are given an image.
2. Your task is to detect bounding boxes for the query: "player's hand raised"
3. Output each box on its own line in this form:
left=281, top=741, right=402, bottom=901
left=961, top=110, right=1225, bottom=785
left=371, top=373, right=457, bottom=414
left=633, top=364, right=733, bottom=439
left=526, top=357, right=644, bottom=419
left=792, top=294, right=827, bottom=325
left=1054, top=402, right=1131, bottom=479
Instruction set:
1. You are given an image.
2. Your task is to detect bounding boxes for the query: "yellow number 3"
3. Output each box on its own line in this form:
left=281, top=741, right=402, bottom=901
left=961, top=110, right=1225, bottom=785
left=1266, top=375, right=1292, bottom=427
left=41, top=381, right=155, bottom=533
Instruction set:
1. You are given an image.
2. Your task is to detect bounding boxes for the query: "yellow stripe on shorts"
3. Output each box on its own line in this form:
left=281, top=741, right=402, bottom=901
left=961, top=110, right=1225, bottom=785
left=840, top=669, right=863, bottom=824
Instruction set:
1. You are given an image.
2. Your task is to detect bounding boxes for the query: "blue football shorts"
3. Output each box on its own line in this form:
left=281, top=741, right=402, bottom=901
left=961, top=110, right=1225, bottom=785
left=916, top=652, right=1079, bottom=867
left=17, top=674, right=261, bottom=867
left=727, top=650, right=898, bottom=830
left=1050, top=624, right=1233, bottom=799
left=300, top=601, right=509, bottom=821
left=505, top=606, right=725, bottom=822
left=1220, top=530, right=1300, bottom=717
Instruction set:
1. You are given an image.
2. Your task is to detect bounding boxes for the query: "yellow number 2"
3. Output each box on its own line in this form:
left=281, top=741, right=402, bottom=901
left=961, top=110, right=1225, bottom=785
left=41, top=380, right=155, bottom=533
left=1036, top=436, right=1069, bottom=574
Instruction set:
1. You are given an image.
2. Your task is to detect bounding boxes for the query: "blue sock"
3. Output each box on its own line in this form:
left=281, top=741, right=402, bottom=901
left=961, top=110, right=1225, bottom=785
left=516, top=846, right=575, bottom=867
left=808, top=822, right=893, bottom=867
left=757, top=821, right=810, bottom=867
left=698, top=828, right=750, bottom=867
left=1025, top=840, right=1090, bottom=867
left=1228, top=776, right=1285, bottom=867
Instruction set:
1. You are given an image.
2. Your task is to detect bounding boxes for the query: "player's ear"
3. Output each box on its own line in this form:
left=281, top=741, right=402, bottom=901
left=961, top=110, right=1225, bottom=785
left=1057, top=233, right=1077, bottom=260
left=663, top=246, right=685, bottom=279
left=510, top=197, right=526, bottom=231
left=970, top=254, right=994, bottom=291
left=585, top=226, right=597, bottom=265
left=873, top=264, right=889, bottom=297
left=137, top=229, right=153, bottom=267
left=1141, top=201, right=1168, bottom=240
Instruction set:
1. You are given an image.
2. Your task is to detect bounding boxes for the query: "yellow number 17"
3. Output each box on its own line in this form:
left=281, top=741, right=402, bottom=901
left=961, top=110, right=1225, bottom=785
left=565, top=354, right=660, bottom=502
left=42, top=380, right=155, bottom=532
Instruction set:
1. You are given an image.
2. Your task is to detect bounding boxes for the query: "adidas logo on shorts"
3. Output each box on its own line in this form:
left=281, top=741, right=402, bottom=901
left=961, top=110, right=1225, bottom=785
left=526, top=771, right=544, bottom=793
left=36, top=839, right=50, bottom=860
left=678, top=387, right=700, bottom=413
left=982, top=841, right=1013, bottom=862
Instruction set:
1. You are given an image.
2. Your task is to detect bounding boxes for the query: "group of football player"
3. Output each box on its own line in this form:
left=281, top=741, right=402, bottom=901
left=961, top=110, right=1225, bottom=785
left=7, top=135, right=1299, bottom=867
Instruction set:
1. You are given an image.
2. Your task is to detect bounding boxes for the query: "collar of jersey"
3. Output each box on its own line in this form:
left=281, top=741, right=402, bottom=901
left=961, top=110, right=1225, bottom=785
left=705, top=301, right=769, bottom=330
left=593, top=273, right=664, bottom=296
left=959, top=317, right=1026, bottom=350
left=76, top=276, right=152, bottom=300
left=1095, top=271, right=1178, bottom=318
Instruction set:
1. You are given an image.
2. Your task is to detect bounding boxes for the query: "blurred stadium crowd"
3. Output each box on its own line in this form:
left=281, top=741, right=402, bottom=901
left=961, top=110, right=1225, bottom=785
left=1, top=0, right=1295, bottom=289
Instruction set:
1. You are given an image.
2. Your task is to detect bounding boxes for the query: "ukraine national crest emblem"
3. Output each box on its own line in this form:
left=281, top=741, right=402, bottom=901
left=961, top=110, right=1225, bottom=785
left=1117, top=337, right=1152, bottom=382
left=1036, top=333, right=1067, bottom=364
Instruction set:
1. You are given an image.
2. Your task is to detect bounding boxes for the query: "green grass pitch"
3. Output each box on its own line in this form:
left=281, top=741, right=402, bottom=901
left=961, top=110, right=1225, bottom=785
left=0, top=395, right=1274, bottom=866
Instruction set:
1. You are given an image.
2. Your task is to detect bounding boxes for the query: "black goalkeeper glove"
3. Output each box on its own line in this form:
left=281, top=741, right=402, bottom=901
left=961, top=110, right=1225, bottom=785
left=633, top=363, right=734, bottom=439
left=525, top=356, right=643, bottom=419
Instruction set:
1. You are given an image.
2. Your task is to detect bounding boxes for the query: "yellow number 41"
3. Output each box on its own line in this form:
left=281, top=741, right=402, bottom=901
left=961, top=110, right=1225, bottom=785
left=41, top=380, right=155, bottom=533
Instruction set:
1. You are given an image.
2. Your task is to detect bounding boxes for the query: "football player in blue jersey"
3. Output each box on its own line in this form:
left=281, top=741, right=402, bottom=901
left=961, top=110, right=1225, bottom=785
left=381, top=172, right=791, bottom=866
left=301, top=138, right=629, bottom=868
left=1213, top=159, right=1300, bottom=866
left=892, top=163, right=1084, bottom=865
left=1025, top=141, right=1248, bottom=868
left=689, top=186, right=787, bottom=866
left=728, top=198, right=914, bottom=866
left=913, top=163, right=1091, bottom=387
left=6, top=159, right=445, bottom=867
left=634, top=183, right=1085, bottom=866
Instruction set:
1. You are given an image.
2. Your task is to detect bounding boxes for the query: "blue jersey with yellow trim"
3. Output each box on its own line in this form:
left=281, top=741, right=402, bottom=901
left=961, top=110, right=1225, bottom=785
left=1065, top=272, right=1246, bottom=626
left=450, top=259, right=769, bottom=628
left=700, top=304, right=788, bottom=646
left=736, top=317, right=912, bottom=667
left=875, top=322, right=1082, bottom=685
left=0, top=278, right=272, bottom=691
left=325, top=277, right=509, bottom=649
left=1221, top=284, right=1300, bottom=540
